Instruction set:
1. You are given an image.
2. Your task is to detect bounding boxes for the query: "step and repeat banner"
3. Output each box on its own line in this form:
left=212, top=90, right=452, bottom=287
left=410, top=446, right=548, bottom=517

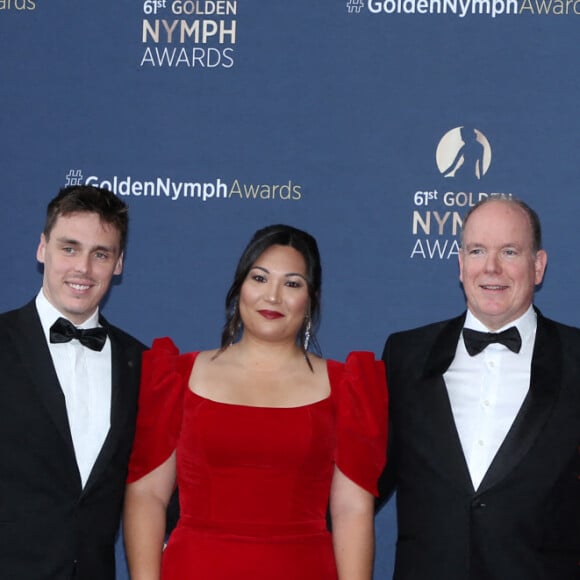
left=1, top=1, right=579, bottom=578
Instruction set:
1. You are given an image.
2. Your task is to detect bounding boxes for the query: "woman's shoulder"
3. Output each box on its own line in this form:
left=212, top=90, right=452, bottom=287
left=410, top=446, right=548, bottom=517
left=192, top=348, right=221, bottom=362
left=148, top=336, right=205, bottom=355
left=306, top=352, right=327, bottom=373
left=327, top=351, right=382, bottom=377
left=327, top=351, right=386, bottom=409
left=144, top=338, right=206, bottom=380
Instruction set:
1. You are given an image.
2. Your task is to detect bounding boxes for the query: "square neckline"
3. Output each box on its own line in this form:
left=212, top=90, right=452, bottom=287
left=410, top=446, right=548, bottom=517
left=186, top=387, right=332, bottom=410
left=185, top=353, right=334, bottom=410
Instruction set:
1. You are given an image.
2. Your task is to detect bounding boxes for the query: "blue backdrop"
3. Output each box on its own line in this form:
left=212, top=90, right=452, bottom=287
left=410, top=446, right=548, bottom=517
left=2, top=1, right=579, bottom=577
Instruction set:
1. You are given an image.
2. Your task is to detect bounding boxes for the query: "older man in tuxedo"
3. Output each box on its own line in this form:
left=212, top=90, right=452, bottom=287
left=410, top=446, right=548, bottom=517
left=379, top=197, right=580, bottom=579
left=0, top=185, right=145, bottom=579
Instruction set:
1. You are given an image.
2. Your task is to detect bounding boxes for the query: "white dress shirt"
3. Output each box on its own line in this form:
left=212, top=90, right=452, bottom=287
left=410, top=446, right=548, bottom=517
left=36, top=291, right=112, bottom=487
left=443, top=306, right=536, bottom=490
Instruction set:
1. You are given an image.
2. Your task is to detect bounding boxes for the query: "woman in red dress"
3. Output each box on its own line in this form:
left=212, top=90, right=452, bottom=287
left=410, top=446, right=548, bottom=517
left=123, top=224, right=387, bottom=579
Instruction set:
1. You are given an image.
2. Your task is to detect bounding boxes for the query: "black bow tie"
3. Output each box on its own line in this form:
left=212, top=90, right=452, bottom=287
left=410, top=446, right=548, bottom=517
left=463, top=326, right=522, bottom=356
left=50, top=317, right=107, bottom=352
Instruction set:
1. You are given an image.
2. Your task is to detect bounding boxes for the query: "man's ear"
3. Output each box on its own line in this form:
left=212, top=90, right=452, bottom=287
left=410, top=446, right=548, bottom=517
left=36, top=233, right=47, bottom=264
left=114, top=252, right=124, bottom=276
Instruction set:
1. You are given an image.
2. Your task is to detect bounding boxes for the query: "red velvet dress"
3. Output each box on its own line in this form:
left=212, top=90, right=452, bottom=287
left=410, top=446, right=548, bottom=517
left=127, top=338, right=387, bottom=580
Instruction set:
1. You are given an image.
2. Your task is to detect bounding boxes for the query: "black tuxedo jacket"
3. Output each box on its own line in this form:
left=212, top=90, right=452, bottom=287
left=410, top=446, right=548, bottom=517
left=379, top=309, right=580, bottom=580
left=0, top=301, right=145, bottom=580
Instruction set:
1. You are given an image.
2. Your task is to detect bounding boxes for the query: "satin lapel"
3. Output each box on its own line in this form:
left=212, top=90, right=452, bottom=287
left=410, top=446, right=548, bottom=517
left=420, top=313, right=475, bottom=492
left=83, top=321, right=137, bottom=494
left=11, top=303, right=76, bottom=457
left=478, top=314, right=561, bottom=492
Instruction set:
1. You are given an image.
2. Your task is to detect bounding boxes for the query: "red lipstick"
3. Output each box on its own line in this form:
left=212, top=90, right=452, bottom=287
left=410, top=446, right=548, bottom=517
left=258, top=310, right=284, bottom=319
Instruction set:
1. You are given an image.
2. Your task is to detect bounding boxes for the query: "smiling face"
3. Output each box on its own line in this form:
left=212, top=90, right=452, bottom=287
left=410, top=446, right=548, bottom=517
left=458, top=200, right=547, bottom=330
left=238, top=244, right=310, bottom=345
left=36, top=212, right=124, bottom=324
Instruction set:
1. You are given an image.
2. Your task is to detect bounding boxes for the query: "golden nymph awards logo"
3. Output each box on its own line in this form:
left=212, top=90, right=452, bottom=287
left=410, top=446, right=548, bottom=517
left=409, top=127, right=512, bottom=261
left=140, top=0, right=237, bottom=69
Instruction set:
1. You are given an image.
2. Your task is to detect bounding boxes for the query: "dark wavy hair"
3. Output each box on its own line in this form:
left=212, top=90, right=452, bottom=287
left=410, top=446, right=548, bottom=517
left=219, top=224, right=322, bottom=364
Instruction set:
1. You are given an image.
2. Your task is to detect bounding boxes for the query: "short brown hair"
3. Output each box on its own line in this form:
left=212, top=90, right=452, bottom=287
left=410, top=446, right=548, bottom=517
left=44, top=185, right=129, bottom=252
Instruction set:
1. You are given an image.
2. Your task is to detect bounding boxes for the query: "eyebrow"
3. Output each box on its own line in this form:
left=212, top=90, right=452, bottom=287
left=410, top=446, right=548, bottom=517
left=56, top=237, right=117, bottom=254
left=465, top=241, right=522, bottom=248
left=251, top=266, right=307, bottom=281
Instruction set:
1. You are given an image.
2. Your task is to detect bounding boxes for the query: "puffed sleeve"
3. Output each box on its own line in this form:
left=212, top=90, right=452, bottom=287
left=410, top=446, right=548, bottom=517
left=127, top=337, right=196, bottom=483
left=332, top=351, right=388, bottom=496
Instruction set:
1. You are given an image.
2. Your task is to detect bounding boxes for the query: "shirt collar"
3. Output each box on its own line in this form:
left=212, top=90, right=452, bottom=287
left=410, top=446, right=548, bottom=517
left=464, top=305, right=536, bottom=343
left=35, top=290, right=100, bottom=340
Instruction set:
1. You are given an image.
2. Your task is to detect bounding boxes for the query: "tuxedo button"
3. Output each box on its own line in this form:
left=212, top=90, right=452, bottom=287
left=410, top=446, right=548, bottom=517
left=472, top=500, right=487, bottom=509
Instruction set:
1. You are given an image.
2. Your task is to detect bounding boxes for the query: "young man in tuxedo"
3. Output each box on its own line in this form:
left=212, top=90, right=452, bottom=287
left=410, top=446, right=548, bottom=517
left=379, top=197, right=580, bottom=579
left=0, top=185, right=146, bottom=580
